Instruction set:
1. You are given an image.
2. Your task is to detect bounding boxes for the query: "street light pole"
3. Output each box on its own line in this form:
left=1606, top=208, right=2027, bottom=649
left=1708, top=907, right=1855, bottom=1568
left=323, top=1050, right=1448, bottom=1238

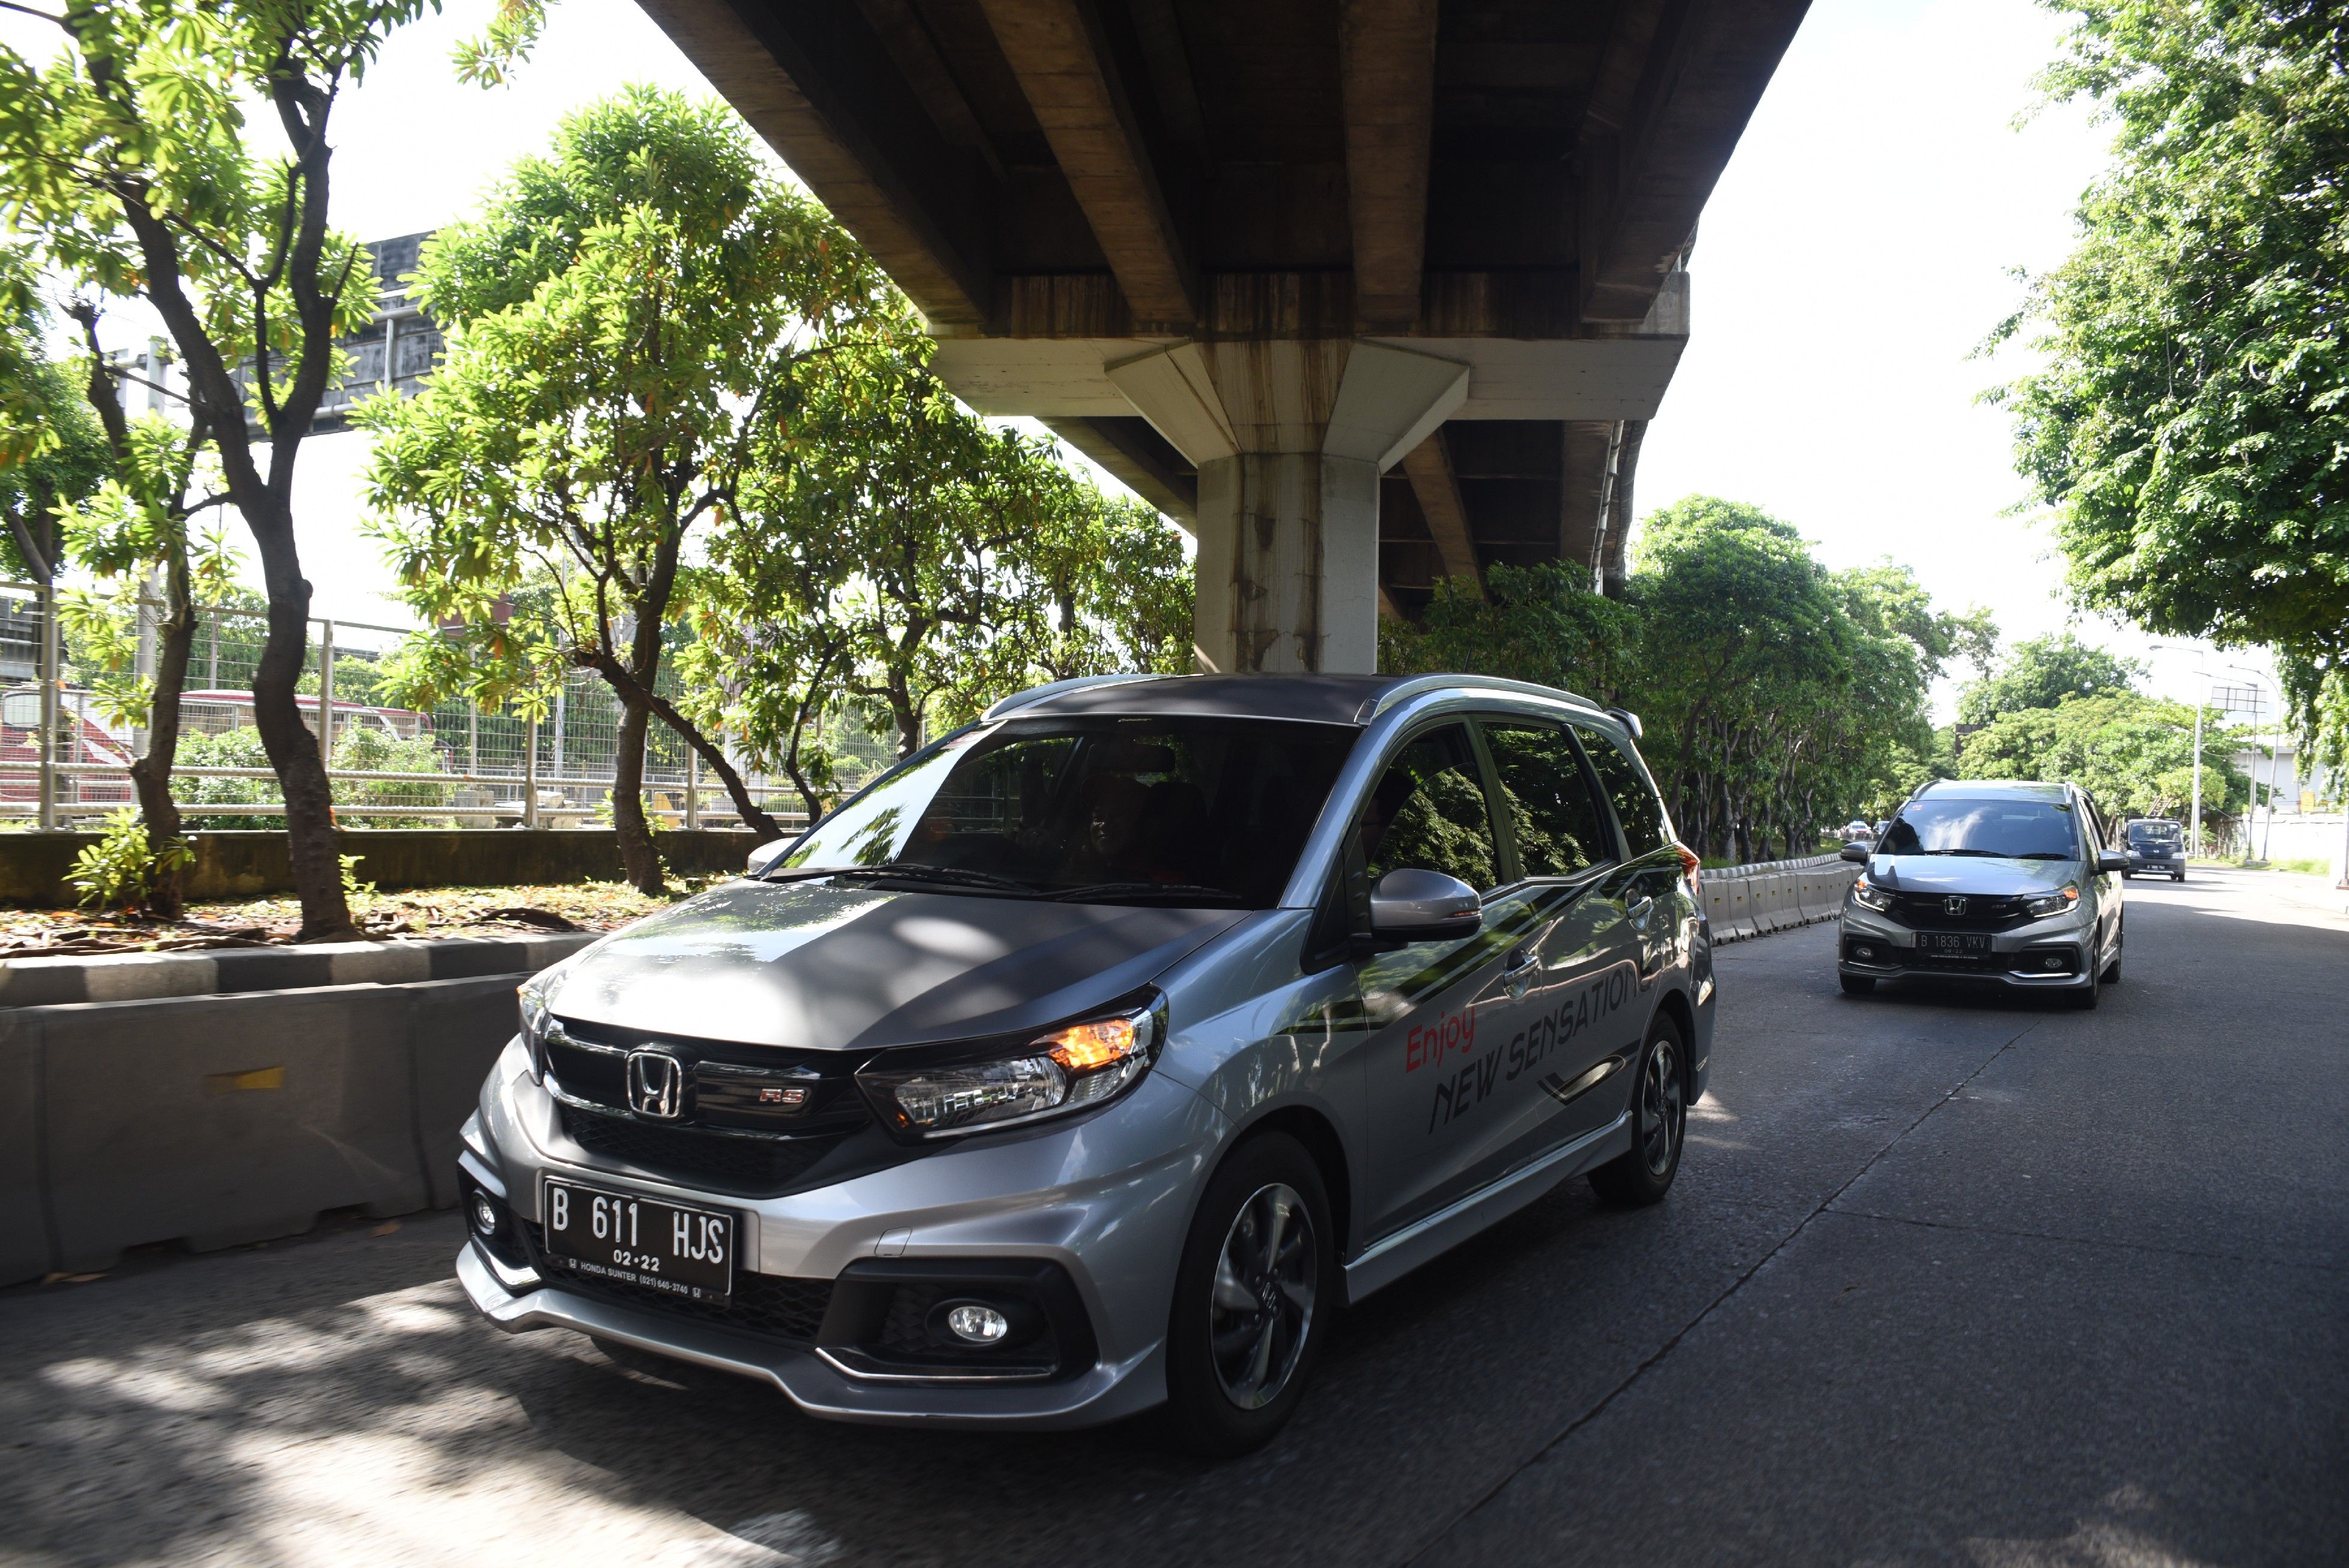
left=2227, top=664, right=2277, bottom=863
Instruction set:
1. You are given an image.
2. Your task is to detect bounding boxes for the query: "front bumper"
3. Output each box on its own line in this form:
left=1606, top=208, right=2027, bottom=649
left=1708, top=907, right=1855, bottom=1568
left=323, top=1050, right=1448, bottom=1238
left=458, top=1036, right=1226, bottom=1428
left=2125, top=856, right=2184, bottom=876
left=1835, top=902, right=2098, bottom=989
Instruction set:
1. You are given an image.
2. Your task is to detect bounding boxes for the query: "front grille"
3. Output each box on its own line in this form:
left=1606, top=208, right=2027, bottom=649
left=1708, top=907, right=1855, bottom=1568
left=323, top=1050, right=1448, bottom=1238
left=557, top=1103, right=848, bottom=1195
left=520, top=1221, right=833, bottom=1345
left=1886, top=892, right=2034, bottom=932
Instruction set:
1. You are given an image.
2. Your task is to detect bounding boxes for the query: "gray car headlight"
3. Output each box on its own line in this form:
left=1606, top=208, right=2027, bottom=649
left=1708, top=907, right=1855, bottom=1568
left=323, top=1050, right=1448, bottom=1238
left=517, top=974, right=564, bottom=1083
left=858, top=1001, right=1162, bottom=1140
left=1851, top=875, right=1894, bottom=913
left=2024, top=884, right=2081, bottom=920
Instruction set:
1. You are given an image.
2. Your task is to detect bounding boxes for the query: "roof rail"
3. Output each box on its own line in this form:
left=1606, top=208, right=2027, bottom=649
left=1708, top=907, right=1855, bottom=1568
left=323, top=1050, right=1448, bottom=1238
left=1356, top=673, right=1595, bottom=725
left=980, top=672, right=1163, bottom=722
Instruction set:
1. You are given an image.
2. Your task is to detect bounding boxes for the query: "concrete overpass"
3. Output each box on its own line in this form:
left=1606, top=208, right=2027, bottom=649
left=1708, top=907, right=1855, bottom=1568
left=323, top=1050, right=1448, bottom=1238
left=634, top=0, right=1810, bottom=671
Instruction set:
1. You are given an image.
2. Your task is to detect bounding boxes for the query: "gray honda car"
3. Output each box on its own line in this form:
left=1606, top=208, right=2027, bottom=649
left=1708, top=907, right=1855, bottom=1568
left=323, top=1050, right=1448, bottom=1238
left=456, top=672, right=1713, bottom=1455
left=1837, top=778, right=2129, bottom=1007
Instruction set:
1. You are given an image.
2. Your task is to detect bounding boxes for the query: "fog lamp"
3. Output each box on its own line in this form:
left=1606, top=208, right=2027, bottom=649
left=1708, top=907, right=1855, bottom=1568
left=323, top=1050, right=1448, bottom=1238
left=470, top=1193, right=500, bottom=1235
left=944, top=1302, right=1010, bottom=1344
left=1855, top=944, right=1876, bottom=960
left=2044, top=954, right=2066, bottom=971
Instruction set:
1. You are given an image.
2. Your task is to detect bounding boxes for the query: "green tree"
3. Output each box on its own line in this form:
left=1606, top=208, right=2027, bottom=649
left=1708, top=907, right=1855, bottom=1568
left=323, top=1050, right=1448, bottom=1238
left=362, top=88, right=895, bottom=890
left=679, top=354, right=1192, bottom=817
left=50, top=303, right=246, bottom=918
left=1957, top=631, right=2141, bottom=725
left=1963, top=690, right=2249, bottom=822
left=0, top=247, right=108, bottom=589
left=1996, top=4, right=2348, bottom=760
left=1, top=0, right=419, bottom=938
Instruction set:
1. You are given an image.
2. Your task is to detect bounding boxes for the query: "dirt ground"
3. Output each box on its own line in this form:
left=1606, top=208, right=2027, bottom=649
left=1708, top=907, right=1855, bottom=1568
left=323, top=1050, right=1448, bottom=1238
left=0, top=878, right=722, bottom=955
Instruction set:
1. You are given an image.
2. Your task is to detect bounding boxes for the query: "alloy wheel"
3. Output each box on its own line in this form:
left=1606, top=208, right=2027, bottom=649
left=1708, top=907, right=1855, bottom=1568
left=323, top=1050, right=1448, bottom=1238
left=1209, top=1182, right=1318, bottom=1411
left=1639, top=1039, right=1684, bottom=1176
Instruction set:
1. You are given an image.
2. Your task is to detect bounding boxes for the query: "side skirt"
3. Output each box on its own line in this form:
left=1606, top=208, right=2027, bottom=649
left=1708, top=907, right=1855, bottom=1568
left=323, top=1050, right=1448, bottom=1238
left=1342, top=1110, right=1633, bottom=1305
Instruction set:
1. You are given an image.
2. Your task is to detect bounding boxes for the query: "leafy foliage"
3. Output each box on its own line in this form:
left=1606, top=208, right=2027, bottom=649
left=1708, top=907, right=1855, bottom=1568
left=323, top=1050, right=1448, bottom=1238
left=65, top=807, right=193, bottom=915
left=1956, top=632, right=2141, bottom=725
left=1962, top=691, right=2249, bottom=821
left=1385, top=497, right=1995, bottom=858
left=0, top=0, right=436, bottom=938
left=1997, top=3, right=2349, bottom=773
left=0, top=246, right=108, bottom=584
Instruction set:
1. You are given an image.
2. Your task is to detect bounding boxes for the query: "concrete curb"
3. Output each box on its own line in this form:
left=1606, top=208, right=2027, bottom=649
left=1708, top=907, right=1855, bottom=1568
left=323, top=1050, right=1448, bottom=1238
left=0, top=931, right=600, bottom=1009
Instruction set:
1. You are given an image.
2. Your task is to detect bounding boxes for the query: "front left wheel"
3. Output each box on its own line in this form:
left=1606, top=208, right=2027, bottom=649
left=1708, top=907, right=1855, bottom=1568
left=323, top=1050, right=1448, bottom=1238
left=1162, top=1132, right=1338, bottom=1459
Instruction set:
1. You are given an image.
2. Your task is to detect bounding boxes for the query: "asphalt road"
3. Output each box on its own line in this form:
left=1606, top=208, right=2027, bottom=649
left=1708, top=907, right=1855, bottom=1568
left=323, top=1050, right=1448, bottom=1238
left=4, top=867, right=2344, bottom=1567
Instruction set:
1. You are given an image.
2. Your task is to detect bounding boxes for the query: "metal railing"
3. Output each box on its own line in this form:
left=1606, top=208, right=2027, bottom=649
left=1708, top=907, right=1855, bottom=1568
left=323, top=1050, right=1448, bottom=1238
left=0, top=583, right=860, bottom=834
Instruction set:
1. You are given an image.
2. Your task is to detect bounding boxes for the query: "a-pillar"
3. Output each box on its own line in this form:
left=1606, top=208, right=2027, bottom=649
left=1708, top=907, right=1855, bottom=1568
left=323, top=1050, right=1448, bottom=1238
left=1108, top=339, right=1467, bottom=673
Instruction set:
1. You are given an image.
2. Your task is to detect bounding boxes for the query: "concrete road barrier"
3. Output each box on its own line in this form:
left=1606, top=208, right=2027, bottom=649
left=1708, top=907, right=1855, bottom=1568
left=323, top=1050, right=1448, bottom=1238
left=41, top=985, right=427, bottom=1272
left=2, top=962, right=553, bottom=1286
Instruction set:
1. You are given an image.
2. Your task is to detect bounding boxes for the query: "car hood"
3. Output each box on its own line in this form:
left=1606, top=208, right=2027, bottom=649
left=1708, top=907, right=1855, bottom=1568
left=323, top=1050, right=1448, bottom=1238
left=1866, top=855, right=2080, bottom=896
left=542, top=878, right=1250, bottom=1051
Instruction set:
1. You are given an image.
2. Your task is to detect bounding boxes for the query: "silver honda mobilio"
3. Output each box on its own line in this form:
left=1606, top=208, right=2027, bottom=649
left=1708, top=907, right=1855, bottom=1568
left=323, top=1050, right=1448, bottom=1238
left=456, top=672, right=1715, bottom=1455
left=1836, top=778, right=2129, bottom=1008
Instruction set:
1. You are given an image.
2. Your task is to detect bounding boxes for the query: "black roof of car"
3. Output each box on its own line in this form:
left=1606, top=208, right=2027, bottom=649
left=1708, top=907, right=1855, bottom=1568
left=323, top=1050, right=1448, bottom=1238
left=998, top=674, right=1421, bottom=726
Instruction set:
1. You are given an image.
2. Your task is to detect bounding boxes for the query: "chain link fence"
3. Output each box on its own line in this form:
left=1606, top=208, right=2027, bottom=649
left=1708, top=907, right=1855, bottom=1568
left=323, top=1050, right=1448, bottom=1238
left=2, top=581, right=831, bottom=834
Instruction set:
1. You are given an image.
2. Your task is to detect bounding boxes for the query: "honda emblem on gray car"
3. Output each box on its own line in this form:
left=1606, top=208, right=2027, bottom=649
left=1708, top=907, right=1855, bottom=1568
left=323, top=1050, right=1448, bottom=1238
left=626, top=1050, right=685, bottom=1119
left=1943, top=896, right=1968, bottom=916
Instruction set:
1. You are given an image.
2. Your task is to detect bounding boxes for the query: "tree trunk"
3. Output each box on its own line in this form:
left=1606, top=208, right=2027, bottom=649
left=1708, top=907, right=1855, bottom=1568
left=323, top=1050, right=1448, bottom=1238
left=244, top=511, right=354, bottom=938
left=611, top=697, right=662, bottom=894
left=127, top=552, right=197, bottom=919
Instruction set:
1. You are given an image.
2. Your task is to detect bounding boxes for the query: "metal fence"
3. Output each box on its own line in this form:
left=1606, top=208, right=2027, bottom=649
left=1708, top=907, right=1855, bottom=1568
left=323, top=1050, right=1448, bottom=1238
left=0, top=581, right=863, bottom=834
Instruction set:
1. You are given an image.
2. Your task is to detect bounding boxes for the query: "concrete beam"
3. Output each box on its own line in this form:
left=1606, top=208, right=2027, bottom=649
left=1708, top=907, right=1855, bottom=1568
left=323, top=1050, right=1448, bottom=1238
left=1397, top=432, right=1484, bottom=597
left=1042, top=416, right=1199, bottom=529
left=1341, top=0, right=1438, bottom=331
left=1580, top=0, right=1810, bottom=323
left=930, top=326, right=1685, bottom=424
left=976, top=0, right=1197, bottom=329
left=636, top=0, right=995, bottom=327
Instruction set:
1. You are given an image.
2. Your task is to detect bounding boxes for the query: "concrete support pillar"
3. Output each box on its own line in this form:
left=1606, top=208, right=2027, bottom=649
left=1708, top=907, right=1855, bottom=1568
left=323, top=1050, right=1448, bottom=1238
left=1109, top=338, right=1466, bottom=673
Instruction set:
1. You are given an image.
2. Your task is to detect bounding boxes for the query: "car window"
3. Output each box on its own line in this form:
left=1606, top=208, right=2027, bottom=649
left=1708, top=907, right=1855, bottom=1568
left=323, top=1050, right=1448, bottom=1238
left=1578, top=726, right=1670, bottom=855
left=2127, top=821, right=2181, bottom=846
left=780, top=716, right=1358, bottom=907
left=1355, top=723, right=1501, bottom=893
left=1481, top=722, right=1613, bottom=877
left=1880, top=798, right=2079, bottom=860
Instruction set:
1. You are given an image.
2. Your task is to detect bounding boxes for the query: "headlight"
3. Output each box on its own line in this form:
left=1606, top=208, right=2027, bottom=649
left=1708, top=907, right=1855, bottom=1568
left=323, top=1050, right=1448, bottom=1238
left=2025, top=884, right=2080, bottom=919
left=518, top=976, right=557, bottom=1082
left=858, top=1000, right=1162, bottom=1139
left=1852, top=875, right=1894, bottom=913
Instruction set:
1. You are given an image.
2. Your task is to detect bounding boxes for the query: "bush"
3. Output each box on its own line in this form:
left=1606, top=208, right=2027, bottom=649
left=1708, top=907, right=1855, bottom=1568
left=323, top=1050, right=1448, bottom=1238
left=174, top=727, right=281, bottom=830
left=67, top=809, right=194, bottom=916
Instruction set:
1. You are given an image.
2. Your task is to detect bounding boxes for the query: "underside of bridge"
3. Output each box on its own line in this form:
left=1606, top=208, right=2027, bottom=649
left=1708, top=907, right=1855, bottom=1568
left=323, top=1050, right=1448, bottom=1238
left=636, top=0, right=1809, bottom=670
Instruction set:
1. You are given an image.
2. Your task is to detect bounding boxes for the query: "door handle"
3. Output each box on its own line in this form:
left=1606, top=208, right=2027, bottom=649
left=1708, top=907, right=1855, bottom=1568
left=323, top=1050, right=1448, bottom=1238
left=1628, top=896, right=1656, bottom=926
left=1501, top=944, right=1539, bottom=995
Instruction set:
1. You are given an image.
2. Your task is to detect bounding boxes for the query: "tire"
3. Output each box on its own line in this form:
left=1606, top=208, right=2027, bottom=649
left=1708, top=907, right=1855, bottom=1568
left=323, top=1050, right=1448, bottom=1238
left=1590, top=1013, right=1689, bottom=1208
left=2101, top=929, right=2122, bottom=984
left=1162, top=1131, right=1338, bottom=1459
left=1839, top=973, right=1876, bottom=997
left=2174, top=872, right=2185, bottom=883
left=2068, top=953, right=2101, bottom=1010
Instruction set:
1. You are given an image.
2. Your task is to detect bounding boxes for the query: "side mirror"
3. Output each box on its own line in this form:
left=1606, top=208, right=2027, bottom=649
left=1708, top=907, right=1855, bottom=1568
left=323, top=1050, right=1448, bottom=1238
left=1367, top=868, right=1483, bottom=944
left=746, top=837, right=790, bottom=878
left=2095, top=851, right=2131, bottom=874
left=1838, top=842, right=1870, bottom=864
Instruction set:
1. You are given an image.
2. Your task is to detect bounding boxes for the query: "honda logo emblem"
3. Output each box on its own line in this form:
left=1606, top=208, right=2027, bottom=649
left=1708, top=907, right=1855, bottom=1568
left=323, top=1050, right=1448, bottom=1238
left=625, top=1050, right=685, bottom=1119
left=1943, top=896, right=1968, bottom=916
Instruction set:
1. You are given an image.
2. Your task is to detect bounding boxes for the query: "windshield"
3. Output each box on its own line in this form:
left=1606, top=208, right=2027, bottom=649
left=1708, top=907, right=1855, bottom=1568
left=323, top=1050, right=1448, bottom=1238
left=777, top=715, right=1358, bottom=906
left=2127, top=821, right=2181, bottom=845
left=1880, top=798, right=2082, bottom=860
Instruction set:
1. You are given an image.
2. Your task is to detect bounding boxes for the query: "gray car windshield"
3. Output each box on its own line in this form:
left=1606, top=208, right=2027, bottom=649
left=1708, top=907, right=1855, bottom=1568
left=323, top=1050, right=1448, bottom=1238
left=774, top=716, right=1358, bottom=907
left=2127, top=822, right=2181, bottom=845
left=1880, top=799, right=2080, bottom=860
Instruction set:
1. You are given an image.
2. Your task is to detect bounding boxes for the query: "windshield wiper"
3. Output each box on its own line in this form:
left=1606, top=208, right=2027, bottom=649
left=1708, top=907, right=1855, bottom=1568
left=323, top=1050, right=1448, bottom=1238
left=1048, top=881, right=1244, bottom=905
left=807, top=862, right=1041, bottom=894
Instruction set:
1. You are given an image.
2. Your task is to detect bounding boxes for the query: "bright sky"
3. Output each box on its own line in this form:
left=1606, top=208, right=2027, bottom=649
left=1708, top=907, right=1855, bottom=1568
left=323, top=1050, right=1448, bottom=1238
left=8, top=0, right=2275, bottom=721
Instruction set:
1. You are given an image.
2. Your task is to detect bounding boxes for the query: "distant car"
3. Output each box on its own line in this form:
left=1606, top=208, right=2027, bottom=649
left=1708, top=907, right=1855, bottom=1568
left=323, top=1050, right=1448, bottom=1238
left=1838, top=779, right=2128, bottom=1009
left=2121, top=818, right=2186, bottom=882
left=1841, top=819, right=1873, bottom=843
